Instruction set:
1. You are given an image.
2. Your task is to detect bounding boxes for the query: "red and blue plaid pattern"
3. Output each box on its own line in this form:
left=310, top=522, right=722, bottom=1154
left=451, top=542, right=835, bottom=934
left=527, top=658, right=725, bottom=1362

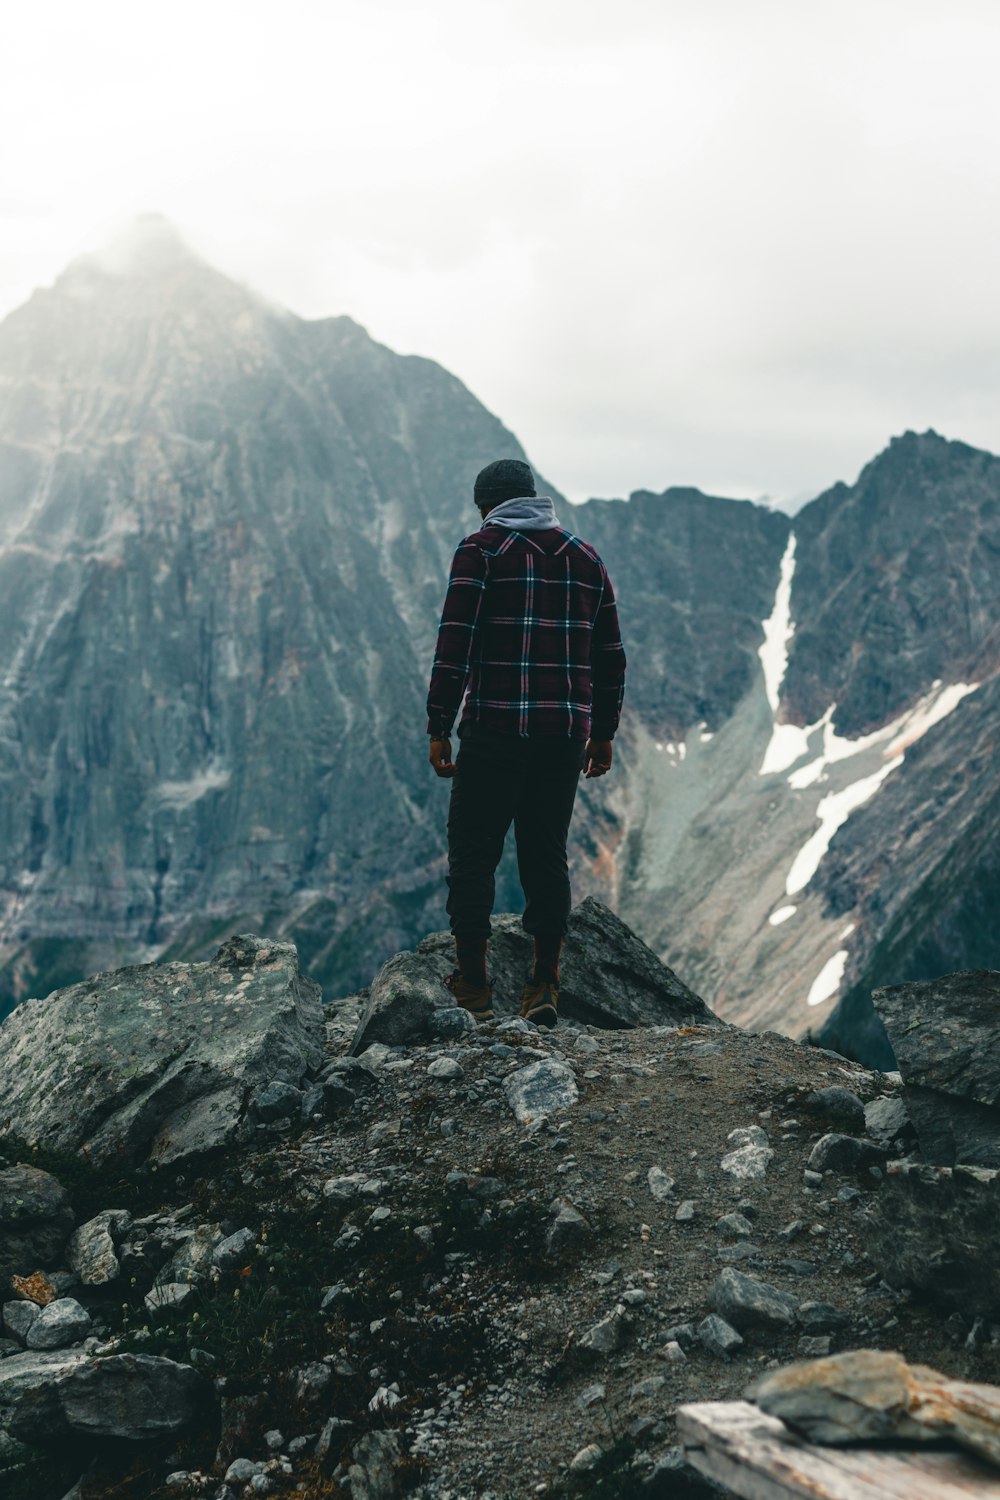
left=427, top=522, right=627, bottom=740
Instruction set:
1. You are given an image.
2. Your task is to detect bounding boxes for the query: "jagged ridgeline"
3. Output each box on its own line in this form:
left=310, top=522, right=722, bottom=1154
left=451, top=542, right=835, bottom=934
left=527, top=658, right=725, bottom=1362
left=1, top=216, right=999, bottom=1060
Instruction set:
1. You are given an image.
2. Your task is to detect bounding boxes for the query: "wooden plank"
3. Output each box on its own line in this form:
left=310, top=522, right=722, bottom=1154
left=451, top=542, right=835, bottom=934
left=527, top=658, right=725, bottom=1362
left=678, top=1402, right=1000, bottom=1500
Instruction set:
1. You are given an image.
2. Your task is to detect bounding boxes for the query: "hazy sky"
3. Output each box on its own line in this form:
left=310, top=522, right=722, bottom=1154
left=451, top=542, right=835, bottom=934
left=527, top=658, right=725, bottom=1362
left=3, top=0, right=1000, bottom=505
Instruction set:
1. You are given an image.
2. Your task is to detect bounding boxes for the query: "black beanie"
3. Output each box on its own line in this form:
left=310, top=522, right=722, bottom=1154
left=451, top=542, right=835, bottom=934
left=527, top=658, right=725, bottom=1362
left=474, top=458, right=536, bottom=507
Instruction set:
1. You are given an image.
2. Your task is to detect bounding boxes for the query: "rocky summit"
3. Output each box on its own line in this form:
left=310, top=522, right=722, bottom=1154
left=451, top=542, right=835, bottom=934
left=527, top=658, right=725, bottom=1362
left=1, top=920, right=999, bottom=1500
left=1, top=225, right=999, bottom=1062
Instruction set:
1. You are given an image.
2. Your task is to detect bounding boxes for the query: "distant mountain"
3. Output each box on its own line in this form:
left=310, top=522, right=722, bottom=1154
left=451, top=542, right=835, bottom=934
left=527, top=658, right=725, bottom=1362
left=1, top=221, right=997, bottom=1061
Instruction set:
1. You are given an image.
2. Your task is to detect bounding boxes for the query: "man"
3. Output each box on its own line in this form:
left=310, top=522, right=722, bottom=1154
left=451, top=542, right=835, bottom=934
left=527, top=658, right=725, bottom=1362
left=426, top=457, right=626, bottom=1028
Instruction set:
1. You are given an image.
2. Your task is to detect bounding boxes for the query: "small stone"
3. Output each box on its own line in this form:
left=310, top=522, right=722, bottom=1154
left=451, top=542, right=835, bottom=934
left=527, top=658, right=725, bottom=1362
left=503, top=1057, right=579, bottom=1125
left=630, top=1375, right=665, bottom=1399
left=647, top=1167, right=675, bottom=1202
left=710, top=1268, right=798, bottom=1331
left=546, top=1200, right=592, bottom=1256
left=715, top=1212, right=754, bottom=1238
left=67, top=1210, right=130, bottom=1285
left=576, top=1382, right=606, bottom=1410
left=569, top=1443, right=603, bottom=1474
left=3, top=1299, right=41, bottom=1343
left=25, top=1297, right=92, bottom=1349
left=807, top=1134, right=886, bottom=1174
left=251, top=1081, right=303, bottom=1123
left=213, top=1228, right=257, bottom=1270
left=145, top=1283, right=195, bottom=1313
left=428, top=1056, right=464, bottom=1081
left=322, top=1173, right=366, bottom=1202
left=777, top=1219, right=805, bottom=1241
left=798, top=1301, right=850, bottom=1335
left=165, top=1472, right=190, bottom=1486
left=803, top=1169, right=824, bottom=1188
left=721, top=1126, right=773, bottom=1181
left=660, top=1340, right=686, bottom=1363
left=698, top=1313, right=744, bottom=1359
left=579, top=1306, right=630, bottom=1358
left=803, top=1088, right=866, bottom=1129
left=426, top=1006, right=478, bottom=1040
left=798, top=1334, right=832, bottom=1357
left=674, top=1200, right=696, bottom=1222
left=864, top=1095, right=914, bottom=1146
left=718, top=1242, right=764, bottom=1263
left=225, top=1459, right=258, bottom=1483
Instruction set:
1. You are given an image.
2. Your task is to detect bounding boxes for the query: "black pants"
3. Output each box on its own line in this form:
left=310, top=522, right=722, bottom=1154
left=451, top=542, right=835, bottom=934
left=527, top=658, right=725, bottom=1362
left=446, top=725, right=587, bottom=940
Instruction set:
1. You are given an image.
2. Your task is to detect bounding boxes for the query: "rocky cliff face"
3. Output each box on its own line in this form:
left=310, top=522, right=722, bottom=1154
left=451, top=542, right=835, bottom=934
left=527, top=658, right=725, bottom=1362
left=1, top=221, right=999, bottom=1063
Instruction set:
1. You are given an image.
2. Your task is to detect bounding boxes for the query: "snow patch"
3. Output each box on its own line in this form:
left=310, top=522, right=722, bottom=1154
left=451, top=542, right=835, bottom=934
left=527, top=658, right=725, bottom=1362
left=785, top=757, right=903, bottom=895
left=156, top=763, right=231, bottom=810
left=758, top=534, right=796, bottom=712
left=807, top=949, right=848, bottom=1007
left=768, top=905, right=797, bottom=927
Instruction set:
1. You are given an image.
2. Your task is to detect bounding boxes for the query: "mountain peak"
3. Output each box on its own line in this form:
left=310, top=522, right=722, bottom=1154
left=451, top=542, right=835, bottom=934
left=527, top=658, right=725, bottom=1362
left=69, top=214, right=202, bottom=281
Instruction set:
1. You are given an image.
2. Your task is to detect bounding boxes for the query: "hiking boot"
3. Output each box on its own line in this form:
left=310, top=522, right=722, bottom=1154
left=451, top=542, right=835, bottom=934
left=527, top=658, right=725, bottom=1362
left=443, top=970, right=494, bottom=1023
left=519, top=977, right=558, bottom=1029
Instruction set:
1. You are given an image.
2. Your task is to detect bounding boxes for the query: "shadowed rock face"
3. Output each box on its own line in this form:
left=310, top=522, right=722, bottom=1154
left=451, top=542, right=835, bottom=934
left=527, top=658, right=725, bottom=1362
left=870, top=969, right=1000, bottom=1167
left=0, top=934, right=324, bottom=1167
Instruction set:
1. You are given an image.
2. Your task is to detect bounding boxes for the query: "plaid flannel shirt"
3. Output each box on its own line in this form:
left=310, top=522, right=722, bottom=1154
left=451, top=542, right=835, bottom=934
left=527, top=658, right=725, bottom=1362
left=426, top=522, right=626, bottom=741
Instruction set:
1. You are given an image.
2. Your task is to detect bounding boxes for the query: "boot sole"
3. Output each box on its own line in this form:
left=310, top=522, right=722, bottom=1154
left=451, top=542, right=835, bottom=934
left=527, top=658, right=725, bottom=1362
left=524, top=1004, right=557, bottom=1029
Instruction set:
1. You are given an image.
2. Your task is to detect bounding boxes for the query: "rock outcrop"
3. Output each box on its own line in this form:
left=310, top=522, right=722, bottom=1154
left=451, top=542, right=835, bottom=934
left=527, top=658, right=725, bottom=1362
left=870, top=969, right=1000, bottom=1167
left=0, top=1167, right=74, bottom=1289
left=866, top=1161, right=1000, bottom=1318
left=348, top=897, right=718, bottom=1054
left=749, top=1348, right=1000, bottom=1466
left=0, top=935, right=324, bottom=1167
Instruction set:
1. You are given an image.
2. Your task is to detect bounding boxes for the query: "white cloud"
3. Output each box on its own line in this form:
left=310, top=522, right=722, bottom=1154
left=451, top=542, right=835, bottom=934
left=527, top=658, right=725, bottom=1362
left=3, top=0, right=1000, bottom=502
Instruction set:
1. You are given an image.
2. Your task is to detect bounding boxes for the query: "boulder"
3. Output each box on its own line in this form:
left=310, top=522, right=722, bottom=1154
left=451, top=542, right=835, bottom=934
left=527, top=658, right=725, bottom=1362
left=349, top=897, right=716, bottom=1053
left=806, top=1134, right=886, bottom=1174
left=748, top=1349, right=1000, bottom=1467
left=67, top=1210, right=131, bottom=1286
left=866, top=1160, right=1000, bottom=1318
left=0, top=1348, right=90, bottom=1436
left=0, top=1165, right=75, bottom=1288
left=872, top=969, right=1000, bottom=1167
left=709, top=1268, right=798, bottom=1331
left=24, top=1298, right=91, bottom=1349
left=8, top=1351, right=203, bottom=1443
left=0, top=935, right=325, bottom=1168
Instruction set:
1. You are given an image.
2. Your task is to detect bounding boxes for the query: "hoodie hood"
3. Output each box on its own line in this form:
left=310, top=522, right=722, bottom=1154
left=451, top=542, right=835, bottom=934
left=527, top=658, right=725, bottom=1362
left=482, top=495, right=560, bottom=531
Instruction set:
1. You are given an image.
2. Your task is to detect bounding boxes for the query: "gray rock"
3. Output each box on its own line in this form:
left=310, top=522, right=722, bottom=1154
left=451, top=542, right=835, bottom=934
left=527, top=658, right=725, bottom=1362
left=0, top=935, right=324, bottom=1168
left=647, top=1167, right=675, bottom=1202
left=720, top=1126, right=773, bottom=1181
left=798, top=1335, right=832, bottom=1357
left=715, top=1213, right=754, bottom=1239
left=349, top=898, right=716, bottom=1053
left=2, top=1300, right=41, bottom=1344
left=0, top=1166, right=75, bottom=1288
left=425, top=1007, right=478, bottom=1041
left=145, top=1283, right=195, bottom=1313
left=698, top=1314, right=744, bottom=1359
left=797, top=1301, right=850, bottom=1335
left=347, top=1429, right=403, bottom=1500
left=161, top=1223, right=222, bottom=1285
left=225, top=1459, right=259, bottom=1483
left=9, top=1352, right=201, bottom=1442
left=427, top=1056, right=464, bottom=1081
left=710, top=1268, right=798, bottom=1331
left=873, top=970, right=1000, bottom=1167
left=569, top=1443, right=603, bottom=1474
left=674, top=1200, right=696, bottom=1222
left=546, top=1200, right=592, bottom=1256
left=807, top=1133, right=886, bottom=1174
left=864, top=1095, right=915, bottom=1146
left=503, top=1057, right=579, bottom=1125
left=213, top=1228, right=257, bottom=1270
left=748, top=1348, right=1000, bottom=1467
left=803, top=1087, right=866, bottom=1130
left=0, top=1348, right=90, bottom=1436
left=251, top=1080, right=303, bottom=1122
left=25, top=1299, right=92, bottom=1350
left=579, top=1306, right=631, bottom=1357
left=300, top=1086, right=325, bottom=1122
left=866, top=1160, right=1000, bottom=1317
left=67, top=1210, right=131, bottom=1286
left=315, top=1415, right=354, bottom=1470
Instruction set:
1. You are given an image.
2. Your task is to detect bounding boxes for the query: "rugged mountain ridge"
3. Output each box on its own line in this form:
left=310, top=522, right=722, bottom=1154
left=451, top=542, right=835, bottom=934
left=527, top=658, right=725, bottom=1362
left=1, top=221, right=999, bottom=1060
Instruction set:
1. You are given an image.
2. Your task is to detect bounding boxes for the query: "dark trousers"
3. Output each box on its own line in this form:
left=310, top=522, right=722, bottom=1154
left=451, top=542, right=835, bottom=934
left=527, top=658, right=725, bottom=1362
left=446, top=725, right=587, bottom=940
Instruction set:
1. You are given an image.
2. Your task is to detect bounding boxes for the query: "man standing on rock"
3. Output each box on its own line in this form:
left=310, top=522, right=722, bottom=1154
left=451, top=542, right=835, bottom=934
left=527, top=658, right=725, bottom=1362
left=427, top=458, right=626, bottom=1028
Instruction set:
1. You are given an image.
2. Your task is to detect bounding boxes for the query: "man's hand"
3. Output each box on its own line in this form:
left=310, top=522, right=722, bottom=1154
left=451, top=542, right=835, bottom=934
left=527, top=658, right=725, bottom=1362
left=584, top=738, right=613, bottom=778
left=429, top=737, right=456, bottom=778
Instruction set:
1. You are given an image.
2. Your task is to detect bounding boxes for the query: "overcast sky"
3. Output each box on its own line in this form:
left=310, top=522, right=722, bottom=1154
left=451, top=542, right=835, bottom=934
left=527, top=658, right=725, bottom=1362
left=3, top=0, right=1000, bottom=505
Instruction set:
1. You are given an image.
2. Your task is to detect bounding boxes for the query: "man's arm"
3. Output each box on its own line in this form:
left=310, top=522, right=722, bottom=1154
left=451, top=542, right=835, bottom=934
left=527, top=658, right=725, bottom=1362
left=589, top=565, right=627, bottom=756
left=427, top=539, right=488, bottom=775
